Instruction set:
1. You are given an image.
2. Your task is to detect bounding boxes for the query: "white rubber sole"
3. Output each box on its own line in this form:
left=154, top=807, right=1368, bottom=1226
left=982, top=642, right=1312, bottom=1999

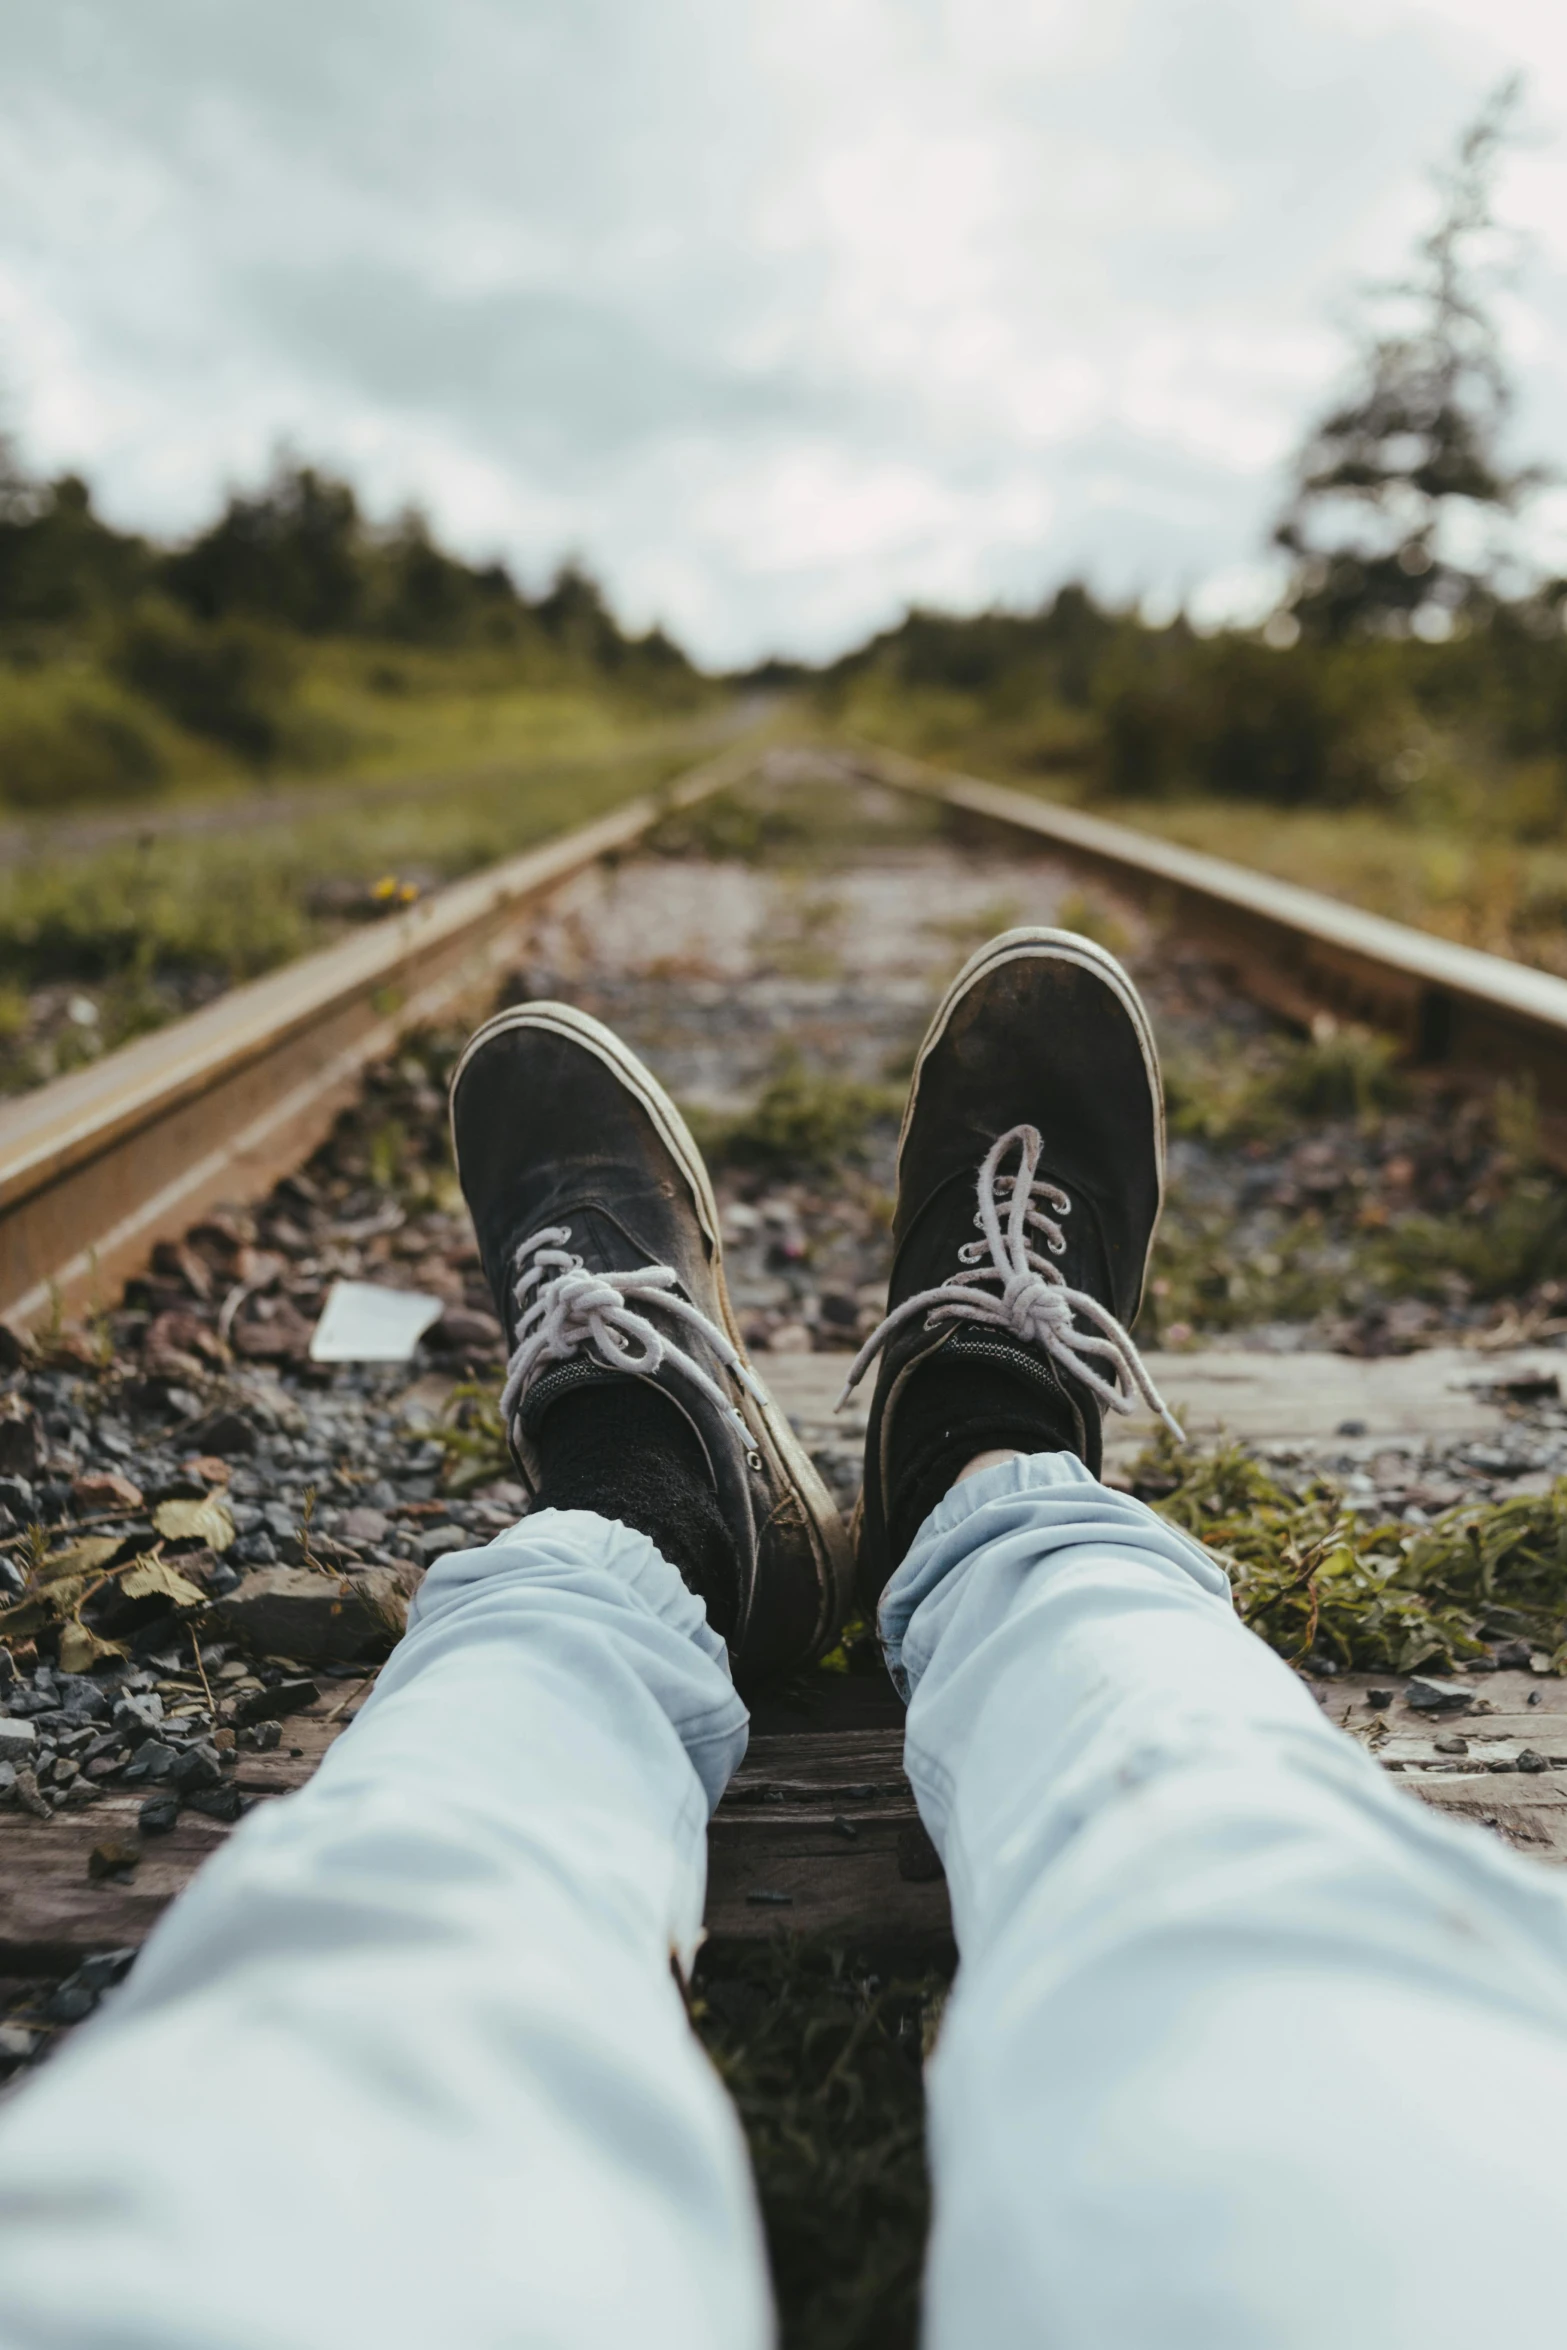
left=899, top=925, right=1167, bottom=1306
left=451, top=1000, right=853, bottom=1649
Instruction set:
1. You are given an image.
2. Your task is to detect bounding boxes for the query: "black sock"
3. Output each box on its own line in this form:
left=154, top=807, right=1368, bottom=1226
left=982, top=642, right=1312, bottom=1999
left=531, top=1380, right=738, bottom=1635
left=885, top=1354, right=1088, bottom=1567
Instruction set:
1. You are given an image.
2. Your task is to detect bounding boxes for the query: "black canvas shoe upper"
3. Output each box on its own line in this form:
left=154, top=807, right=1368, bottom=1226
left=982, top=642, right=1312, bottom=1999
left=449, top=1001, right=852, bottom=1683
left=844, top=928, right=1182, bottom=1614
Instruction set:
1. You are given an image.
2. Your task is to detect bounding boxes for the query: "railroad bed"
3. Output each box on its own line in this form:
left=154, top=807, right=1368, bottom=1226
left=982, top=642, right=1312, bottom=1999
left=6, top=747, right=1567, bottom=2068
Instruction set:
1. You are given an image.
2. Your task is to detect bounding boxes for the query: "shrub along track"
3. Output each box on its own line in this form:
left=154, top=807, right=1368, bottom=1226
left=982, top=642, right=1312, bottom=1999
left=6, top=745, right=1567, bottom=2348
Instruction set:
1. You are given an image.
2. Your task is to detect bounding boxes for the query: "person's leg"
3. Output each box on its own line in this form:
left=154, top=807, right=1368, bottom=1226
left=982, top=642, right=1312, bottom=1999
left=846, top=925, right=1567, bottom=2348
left=0, top=999, right=852, bottom=2350
left=885, top=1452, right=1567, bottom=2350
left=0, top=1511, right=768, bottom=2350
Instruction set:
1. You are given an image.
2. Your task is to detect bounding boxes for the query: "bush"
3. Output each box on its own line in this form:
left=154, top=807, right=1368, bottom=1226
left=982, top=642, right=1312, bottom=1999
left=0, top=468, right=151, bottom=630
left=1271, top=1023, right=1406, bottom=1121
left=110, top=601, right=298, bottom=765
left=1096, top=632, right=1410, bottom=807
left=164, top=463, right=364, bottom=634
left=0, top=672, right=164, bottom=810
left=1163, top=1024, right=1404, bottom=1146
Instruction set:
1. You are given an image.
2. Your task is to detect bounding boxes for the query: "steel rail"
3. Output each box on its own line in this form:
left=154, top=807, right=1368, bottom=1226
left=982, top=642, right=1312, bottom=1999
left=9, top=724, right=1567, bottom=1331
left=852, top=740, right=1567, bottom=1151
left=0, top=737, right=759, bottom=1329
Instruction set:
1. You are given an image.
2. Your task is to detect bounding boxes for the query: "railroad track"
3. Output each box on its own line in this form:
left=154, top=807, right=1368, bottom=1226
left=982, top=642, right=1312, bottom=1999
left=0, top=736, right=762, bottom=1331
left=4, top=736, right=1567, bottom=1996
left=10, top=733, right=1567, bottom=1334
left=844, top=741, right=1567, bottom=1153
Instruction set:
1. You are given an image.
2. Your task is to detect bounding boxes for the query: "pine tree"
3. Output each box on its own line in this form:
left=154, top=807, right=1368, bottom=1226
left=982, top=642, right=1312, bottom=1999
left=1275, top=80, right=1543, bottom=641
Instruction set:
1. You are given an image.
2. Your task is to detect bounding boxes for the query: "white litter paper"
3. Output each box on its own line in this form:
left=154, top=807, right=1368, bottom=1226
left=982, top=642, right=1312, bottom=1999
left=309, top=1280, right=446, bottom=1363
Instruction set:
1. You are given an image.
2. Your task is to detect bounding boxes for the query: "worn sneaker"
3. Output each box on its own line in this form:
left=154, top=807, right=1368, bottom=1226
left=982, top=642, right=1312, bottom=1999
left=450, top=1001, right=853, bottom=1682
left=842, top=927, right=1182, bottom=1614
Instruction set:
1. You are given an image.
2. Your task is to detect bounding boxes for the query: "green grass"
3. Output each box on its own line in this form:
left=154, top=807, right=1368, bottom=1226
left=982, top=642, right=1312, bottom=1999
left=1107, top=795, right=1567, bottom=979
left=0, top=735, right=719, bottom=1091
left=645, top=772, right=945, bottom=871
left=0, top=624, right=717, bottom=821
left=830, top=684, right=1567, bottom=979
left=692, top=1943, right=940, bottom=2350
left=684, top=1058, right=905, bottom=1177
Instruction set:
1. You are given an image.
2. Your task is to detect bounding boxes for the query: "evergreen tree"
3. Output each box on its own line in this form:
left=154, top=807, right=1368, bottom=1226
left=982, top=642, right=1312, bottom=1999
left=1275, top=80, right=1543, bottom=640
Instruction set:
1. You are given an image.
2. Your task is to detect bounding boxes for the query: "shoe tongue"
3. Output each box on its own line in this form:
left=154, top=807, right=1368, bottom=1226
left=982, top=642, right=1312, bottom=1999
left=513, top=1282, right=721, bottom=1445
left=506, top=1200, right=647, bottom=1279
left=519, top=1355, right=651, bottom=1441
left=940, top=1325, right=1099, bottom=1472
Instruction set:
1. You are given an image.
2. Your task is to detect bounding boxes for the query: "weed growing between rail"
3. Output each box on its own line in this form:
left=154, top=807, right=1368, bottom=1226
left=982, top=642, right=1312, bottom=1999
left=684, top=1058, right=905, bottom=1178
left=1145, top=1006, right=1567, bottom=1350
left=1133, top=1433, right=1567, bottom=1674
left=692, top=1944, right=940, bottom=2350
left=644, top=772, right=945, bottom=869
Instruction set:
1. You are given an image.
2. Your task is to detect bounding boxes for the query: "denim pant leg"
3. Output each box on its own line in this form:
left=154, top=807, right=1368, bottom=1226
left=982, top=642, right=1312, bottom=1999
left=882, top=1452, right=1567, bottom=2350
left=0, top=1509, right=771, bottom=2350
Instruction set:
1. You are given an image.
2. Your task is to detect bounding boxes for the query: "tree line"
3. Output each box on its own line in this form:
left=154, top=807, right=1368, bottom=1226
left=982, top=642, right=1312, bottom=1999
left=3, top=83, right=1556, bottom=825
left=0, top=451, right=694, bottom=791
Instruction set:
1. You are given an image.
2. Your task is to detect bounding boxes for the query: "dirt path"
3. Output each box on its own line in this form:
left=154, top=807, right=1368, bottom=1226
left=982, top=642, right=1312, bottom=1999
left=0, top=704, right=743, bottom=867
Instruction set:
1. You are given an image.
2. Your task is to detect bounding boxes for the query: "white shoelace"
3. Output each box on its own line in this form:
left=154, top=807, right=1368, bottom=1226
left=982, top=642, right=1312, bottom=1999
left=498, top=1224, right=764, bottom=1453
left=838, top=1123, right=1184, bottom=1439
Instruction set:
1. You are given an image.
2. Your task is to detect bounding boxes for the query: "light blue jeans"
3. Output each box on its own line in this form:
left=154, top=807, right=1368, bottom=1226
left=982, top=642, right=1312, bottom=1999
left=5, top=1454, right=1567, bottom=2348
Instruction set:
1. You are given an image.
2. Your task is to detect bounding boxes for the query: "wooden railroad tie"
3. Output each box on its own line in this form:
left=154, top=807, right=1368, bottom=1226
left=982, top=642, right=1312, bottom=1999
left=8, top=1667, right=1567, bottom=1975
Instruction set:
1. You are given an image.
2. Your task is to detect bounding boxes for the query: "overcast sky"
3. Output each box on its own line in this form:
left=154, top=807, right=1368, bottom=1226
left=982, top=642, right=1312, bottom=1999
left=4, top=0, right=1567, bottom=667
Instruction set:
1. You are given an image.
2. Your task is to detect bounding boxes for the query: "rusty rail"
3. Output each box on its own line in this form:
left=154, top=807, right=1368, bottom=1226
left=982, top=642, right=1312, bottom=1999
left=0, top=738, right=756, bottom=1328
left=853, top=741, right=1567, bottom=1151
left=10, top=725, right=1567, bottom=1331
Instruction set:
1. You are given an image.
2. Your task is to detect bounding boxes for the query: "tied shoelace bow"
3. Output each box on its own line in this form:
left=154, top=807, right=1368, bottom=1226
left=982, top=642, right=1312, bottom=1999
left=498, top=1225, right=764, bottom=1452
left=839, top=1123, right=1184, bottom=1439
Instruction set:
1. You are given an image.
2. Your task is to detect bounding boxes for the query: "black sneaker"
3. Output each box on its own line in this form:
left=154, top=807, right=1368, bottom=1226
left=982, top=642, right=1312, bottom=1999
left=450, top=1001, right=852, bottom=1682
left=843, top=927, right=1182, bottom=1615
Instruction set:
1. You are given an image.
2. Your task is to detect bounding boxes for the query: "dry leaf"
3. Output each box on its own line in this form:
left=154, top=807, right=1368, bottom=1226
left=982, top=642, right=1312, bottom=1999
left=58, top=1621, right=126, bottom=1674
left=38, top=1536, right=120, bottom=1586
left=152, top=1498, right=236, bottom=1552
left=88, top=1836, right=142, bottom=1880
left=0, top=1597, right=52, bottom=1641
left=121, top=1556, right=208, bottom=1610
left=37, top=1574, right=91, bottom=1618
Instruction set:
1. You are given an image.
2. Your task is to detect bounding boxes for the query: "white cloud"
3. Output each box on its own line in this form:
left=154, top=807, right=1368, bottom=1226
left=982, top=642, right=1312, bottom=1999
left=1, top=0, right=1565, bottom=662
